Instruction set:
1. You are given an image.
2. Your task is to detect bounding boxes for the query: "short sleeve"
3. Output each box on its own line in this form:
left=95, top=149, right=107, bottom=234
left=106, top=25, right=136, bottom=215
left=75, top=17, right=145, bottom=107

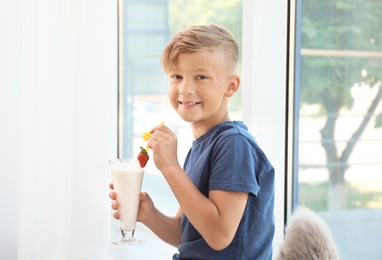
left=209, top=134, right=260, bottom=196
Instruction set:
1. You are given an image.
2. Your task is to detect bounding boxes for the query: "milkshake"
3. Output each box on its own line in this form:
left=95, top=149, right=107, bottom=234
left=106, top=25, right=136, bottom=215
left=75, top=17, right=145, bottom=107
left=109, top=158, right=145, bottom=245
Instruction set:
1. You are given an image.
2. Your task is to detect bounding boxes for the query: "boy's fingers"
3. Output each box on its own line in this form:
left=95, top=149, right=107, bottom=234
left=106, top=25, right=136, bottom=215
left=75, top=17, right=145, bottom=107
left=111, top=201, right=119, bottom=210
left=139, top=192, right=146, bottom=199
left=109, top=191, right=116, bottom=200
left=109, top=183, right=119, bottom=220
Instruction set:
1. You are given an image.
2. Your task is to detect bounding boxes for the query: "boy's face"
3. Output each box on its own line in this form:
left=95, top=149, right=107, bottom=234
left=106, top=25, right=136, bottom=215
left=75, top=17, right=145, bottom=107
left=167, top=50, right=239, bottom=127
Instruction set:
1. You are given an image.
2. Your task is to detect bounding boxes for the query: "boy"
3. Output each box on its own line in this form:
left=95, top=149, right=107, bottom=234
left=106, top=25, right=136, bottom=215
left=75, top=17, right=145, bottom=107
left=110, top=24, right=275, bottom=259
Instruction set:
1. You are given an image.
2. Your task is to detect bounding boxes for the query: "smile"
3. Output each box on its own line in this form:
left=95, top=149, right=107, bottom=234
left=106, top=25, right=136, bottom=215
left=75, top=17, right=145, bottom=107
left=179, top=101, right=201, bottom=106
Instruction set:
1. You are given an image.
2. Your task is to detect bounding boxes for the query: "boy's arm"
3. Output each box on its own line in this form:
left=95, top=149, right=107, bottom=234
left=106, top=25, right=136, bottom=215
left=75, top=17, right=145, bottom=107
left=162, top=166, right=248, bottom=251
left=142, top=206, right=182, bottom=247
left=148, top=125, right=248, bottom=250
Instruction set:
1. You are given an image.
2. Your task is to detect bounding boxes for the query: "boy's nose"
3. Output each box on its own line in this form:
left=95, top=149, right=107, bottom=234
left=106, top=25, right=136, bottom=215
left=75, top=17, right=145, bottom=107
left=179, top=80, right=195, bottom=95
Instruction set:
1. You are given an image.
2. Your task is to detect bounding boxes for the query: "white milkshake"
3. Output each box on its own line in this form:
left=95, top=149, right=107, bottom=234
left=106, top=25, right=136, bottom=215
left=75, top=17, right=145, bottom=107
left=109, top=158, right=145, bottom=244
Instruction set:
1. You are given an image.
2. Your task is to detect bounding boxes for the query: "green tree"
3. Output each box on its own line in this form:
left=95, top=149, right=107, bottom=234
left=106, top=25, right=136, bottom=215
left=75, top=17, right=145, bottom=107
left=300, top=0, right=382, bottom=210
left=168, top=0, right=242, bottom=41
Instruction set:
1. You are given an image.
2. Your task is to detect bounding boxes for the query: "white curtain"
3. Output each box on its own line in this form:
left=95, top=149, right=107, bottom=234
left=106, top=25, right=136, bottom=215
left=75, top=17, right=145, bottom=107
left=0, top=0, right=117, bottom=259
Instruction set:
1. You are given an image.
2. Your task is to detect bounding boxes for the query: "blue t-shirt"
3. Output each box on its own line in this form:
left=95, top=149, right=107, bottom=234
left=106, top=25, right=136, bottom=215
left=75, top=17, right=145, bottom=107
left=173, top=121, right=275, bottom=260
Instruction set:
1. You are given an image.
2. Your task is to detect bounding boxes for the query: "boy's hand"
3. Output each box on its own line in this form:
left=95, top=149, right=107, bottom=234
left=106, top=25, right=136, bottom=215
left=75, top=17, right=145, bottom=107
left=109, top=183, right=155, bottom=224
left=147, top=125, right=181, bottom=172
left=109, top=183, right=120, bottom=219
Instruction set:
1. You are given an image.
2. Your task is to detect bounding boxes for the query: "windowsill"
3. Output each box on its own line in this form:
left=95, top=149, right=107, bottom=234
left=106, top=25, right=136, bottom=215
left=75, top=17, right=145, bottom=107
left=110, top=222, right=177, bottom=259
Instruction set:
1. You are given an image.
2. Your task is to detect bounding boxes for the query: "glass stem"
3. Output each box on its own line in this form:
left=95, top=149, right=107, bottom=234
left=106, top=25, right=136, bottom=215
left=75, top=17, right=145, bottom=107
left=121, top=229, right=135, bottom=240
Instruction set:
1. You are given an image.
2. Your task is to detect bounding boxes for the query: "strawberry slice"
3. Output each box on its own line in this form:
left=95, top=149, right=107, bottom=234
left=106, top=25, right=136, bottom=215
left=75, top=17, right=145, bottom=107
left=137, top=146, right=149, bottom=168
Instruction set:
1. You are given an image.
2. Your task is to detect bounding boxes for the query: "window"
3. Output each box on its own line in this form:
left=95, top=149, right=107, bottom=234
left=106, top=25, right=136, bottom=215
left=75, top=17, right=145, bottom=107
left=292, top=0, right=382, bottom=259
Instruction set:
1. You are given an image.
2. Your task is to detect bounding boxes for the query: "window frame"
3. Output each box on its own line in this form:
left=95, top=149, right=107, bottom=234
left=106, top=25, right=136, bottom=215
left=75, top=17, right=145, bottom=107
left=242, top=0, right=291, bottom=252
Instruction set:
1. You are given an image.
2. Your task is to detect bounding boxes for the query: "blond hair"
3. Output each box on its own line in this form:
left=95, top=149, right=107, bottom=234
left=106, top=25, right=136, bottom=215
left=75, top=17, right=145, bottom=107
left=160, top=24, right=239, bottom=74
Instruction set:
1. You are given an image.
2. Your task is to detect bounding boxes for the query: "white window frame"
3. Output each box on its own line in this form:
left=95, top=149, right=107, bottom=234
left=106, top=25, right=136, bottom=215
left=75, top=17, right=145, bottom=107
left=242, top=0, right=291, bottom=253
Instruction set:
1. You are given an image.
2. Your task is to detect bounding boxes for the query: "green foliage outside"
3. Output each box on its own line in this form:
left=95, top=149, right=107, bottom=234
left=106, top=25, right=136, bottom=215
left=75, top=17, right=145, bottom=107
left=299, top=181, right=382, bottom=212
left=299, top=0, right=382, bottom=210
left=300, top=0, right=382, bottom=108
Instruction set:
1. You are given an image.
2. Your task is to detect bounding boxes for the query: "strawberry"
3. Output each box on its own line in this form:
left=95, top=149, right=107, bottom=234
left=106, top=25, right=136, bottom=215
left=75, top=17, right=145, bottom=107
left=137, top=146, right=149, bottom=168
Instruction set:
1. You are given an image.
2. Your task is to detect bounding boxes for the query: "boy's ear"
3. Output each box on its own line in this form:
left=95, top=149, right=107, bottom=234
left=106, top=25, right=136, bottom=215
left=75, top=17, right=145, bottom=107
left=225, top=75, right=240, bottom=97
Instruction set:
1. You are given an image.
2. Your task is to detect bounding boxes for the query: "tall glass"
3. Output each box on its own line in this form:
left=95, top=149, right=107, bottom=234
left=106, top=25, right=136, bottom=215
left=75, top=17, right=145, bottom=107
left=109, top=158, right=145, bottom=245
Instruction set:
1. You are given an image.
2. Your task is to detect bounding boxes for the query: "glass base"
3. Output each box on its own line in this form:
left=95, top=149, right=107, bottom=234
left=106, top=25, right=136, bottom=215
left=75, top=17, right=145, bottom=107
left=112, top=237, right=145, bottom=245
left=112, top=228, right=145, bottom=245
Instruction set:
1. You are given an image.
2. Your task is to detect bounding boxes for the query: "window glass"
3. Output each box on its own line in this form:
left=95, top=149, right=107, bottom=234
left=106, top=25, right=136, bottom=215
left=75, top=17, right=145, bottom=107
left=295, top=1, right=382, bottom=259
left=120, top=0, right=243, bottom=215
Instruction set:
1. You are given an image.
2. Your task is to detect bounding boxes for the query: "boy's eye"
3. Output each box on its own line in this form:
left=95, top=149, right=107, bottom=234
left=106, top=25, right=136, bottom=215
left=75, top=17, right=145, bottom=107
left=171, top=75, right=182, bottom=79
left=196, top=75, right=208, bottom=80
